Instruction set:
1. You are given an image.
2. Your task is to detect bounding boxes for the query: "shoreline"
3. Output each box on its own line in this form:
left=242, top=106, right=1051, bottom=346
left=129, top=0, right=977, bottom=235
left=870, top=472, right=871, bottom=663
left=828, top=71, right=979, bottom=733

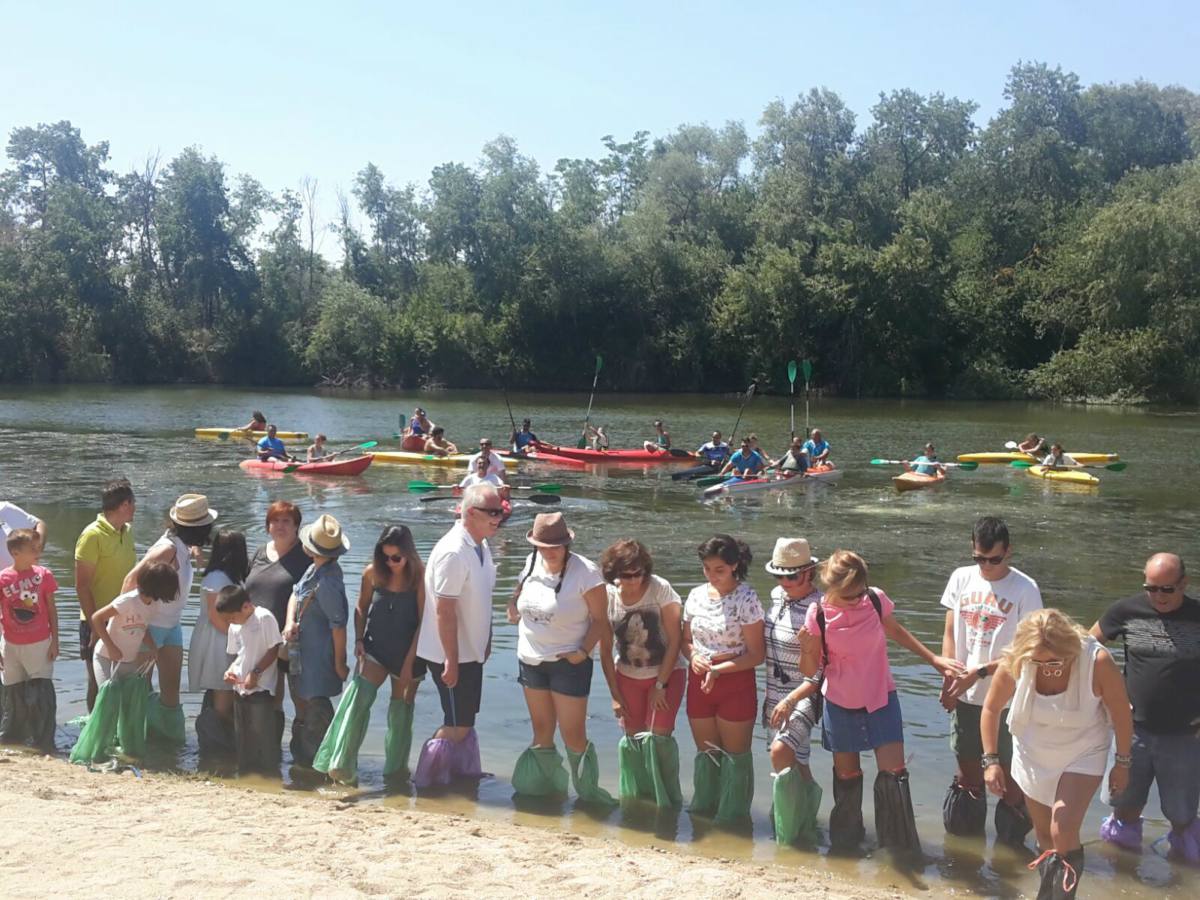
left=0, top=753, right=915, bottom=899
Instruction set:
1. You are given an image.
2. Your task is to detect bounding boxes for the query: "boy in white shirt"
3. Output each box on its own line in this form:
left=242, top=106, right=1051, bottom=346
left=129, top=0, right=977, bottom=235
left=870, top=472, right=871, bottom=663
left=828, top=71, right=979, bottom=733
left=219, top=585, right=283, bottom=776
left=940, top=516, right=1042, bottom=845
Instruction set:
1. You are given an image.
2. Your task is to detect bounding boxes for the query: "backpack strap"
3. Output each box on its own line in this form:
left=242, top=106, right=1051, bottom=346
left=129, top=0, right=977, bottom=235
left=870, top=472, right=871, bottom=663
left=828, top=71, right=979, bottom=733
left=866, top=588, right=884, bottom=619
left=815, top=590, right=883, bottom=666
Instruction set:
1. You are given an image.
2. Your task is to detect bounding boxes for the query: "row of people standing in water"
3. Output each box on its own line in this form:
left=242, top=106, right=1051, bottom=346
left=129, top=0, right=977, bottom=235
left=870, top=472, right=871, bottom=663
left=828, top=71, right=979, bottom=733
left=3, top=486, right=1197, bottom=897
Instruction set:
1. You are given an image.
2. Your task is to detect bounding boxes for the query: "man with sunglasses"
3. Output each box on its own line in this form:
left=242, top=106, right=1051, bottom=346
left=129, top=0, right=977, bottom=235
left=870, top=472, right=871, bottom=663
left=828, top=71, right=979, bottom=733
left=939, top=516, right=1043, bottom=844
left=1093, top=553, right=1200, bottom=862
left=467, top=438, right=506, bottom=478
left=410, top=484, right=503, bottom=787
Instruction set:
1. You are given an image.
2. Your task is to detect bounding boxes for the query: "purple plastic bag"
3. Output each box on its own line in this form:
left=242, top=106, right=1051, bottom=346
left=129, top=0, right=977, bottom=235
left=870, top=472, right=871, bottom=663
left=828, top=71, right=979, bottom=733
left=412, top=737, right=455, bottom=788
left=448, top=728, right=483, bottom=778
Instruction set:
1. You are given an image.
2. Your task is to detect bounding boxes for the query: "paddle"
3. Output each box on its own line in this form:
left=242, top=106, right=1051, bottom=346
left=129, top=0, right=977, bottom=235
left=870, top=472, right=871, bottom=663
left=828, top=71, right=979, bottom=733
left=503, top=383, right=518, bottom=447
left=787, top=360, right=798, bottom=437
left=1010, top=460, right=1127, bottom=472
left=577, top=355, right=604, bottom=448
left=728, top=380, right=757, bottom=447
left=419, top=493, right=561, bottom=506
left=325, top=440, right=378, bottom=460
left=408, top=480, right=563, bottom=493
left=870, top=458, right=978, bottom=470
left=802, top=359, right=813, bottom=437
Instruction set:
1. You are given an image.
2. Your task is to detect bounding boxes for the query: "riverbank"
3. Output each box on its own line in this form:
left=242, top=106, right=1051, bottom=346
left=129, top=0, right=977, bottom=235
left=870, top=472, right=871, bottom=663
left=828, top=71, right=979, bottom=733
left=0, top=753, right=914, bottom=899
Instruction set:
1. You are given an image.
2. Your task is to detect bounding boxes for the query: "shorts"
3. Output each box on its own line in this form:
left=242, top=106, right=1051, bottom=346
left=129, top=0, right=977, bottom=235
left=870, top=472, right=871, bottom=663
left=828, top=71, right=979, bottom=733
left=0, top=638, right=54, bottom=685
left=147, top=623, right=184, bottom=648
left=414, top=657, right=483, bottom=728
left=79, top=620, right=94, bottom=661
left=616, top=669, right=685, bottom=732
left=952, top=700, right=1013, bottom=765
left=821, top=690, right=905, bottom=753
left=764, top=694, right=820, bottom=766
left=1110, top=723, right=1200, bottom=826
left=517, top=657, right=594, bottom=698
left=92, top=655, right=143, bottom=687
left=686, top=667, right=756, bottom=723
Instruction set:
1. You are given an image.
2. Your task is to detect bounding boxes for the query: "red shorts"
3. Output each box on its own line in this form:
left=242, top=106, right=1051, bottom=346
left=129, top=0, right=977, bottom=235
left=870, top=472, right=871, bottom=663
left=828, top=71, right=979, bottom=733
left=617, top=669, right=685, bottom=733
left=686, top=667, right=757, bottom=723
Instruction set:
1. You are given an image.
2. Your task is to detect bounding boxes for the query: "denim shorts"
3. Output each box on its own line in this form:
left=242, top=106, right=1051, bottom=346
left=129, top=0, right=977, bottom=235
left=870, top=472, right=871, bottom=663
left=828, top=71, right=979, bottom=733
left=147, top=623, right=184, bottom=648
left=821, top=690, right=905, bottom=753
left=518, top=657, right=593, bottom=698
left=1111, top=723, right=1200, bottom=826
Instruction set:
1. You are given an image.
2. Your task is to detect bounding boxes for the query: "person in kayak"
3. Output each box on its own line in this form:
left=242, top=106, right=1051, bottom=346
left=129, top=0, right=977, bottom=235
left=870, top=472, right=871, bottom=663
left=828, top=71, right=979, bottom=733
left=719, top=438, right=768, bottom=477
left=510, top=419, right=539, bottom=454
left=402, top=407, right=436, bottom=451
left=459, top=455, right=509, bottom=500
left=907, top=443, right=945, bottom=477
left=239, top=411, right=268, bottom=432
left=423, top=426, right=458, bottom=457
left=802, top=429, right=831, bottom=465
left=697, top=432, right=730, bottom=467
left=643, top=420, right=671, bottom=453
left=306, top=434, right=331, bottom=462
left=774, top=437, right=810, bottom=476
left=468, top=438, right=506, bottom=477
left=584, top=424, right=609, bottom=451
left=257, top=425, right=294, bottom=462
left=1042, top=443, right=1080, bottom=470
left=1018, top=433, right=1047, bottom=456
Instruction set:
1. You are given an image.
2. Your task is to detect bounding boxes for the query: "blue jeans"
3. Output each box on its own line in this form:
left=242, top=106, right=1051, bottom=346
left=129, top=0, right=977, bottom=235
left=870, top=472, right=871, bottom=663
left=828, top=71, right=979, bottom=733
left=1111, top=723, right=1200, bottom=826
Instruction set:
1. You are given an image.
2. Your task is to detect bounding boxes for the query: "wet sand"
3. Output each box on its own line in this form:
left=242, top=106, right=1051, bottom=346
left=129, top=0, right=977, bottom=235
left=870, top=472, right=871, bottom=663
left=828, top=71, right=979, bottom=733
left=0, top=753, right=917, bottom=899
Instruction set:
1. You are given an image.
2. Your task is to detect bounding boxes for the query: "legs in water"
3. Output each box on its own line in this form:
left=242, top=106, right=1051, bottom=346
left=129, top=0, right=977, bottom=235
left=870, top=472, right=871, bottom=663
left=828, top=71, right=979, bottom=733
left=555, top=690, right=613, bottom=805
left=312, top=675, right=380, bottom=783
left=829, top=757, right=866, bottom=853
left=687, top=715, right=753, bottom=824
left=770, top=740, right=821, bottom=846
left=1027, top=772, right=1101, bottom=899
left=384, top=675, right=418, bottom=780
left=147, top=645, right=185, bottom=745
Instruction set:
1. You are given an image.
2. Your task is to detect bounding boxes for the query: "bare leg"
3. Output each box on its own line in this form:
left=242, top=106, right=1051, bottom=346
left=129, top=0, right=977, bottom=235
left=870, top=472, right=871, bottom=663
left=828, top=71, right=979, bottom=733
left=551, top=692, right=590, bottom=754
left=523, top=687, right=558, bottom=747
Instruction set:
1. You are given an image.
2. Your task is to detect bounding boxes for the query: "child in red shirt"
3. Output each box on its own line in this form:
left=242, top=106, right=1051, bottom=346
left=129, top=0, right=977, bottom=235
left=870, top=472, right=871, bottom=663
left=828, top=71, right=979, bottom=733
left=0, top=528, right=59, bottom=751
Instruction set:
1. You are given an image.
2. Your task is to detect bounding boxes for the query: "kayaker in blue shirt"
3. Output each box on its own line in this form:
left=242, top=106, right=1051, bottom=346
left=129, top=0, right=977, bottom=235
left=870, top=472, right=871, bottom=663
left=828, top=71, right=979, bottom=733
left=257, top=425, right=294, bottom=462
left=719, top=438, right=768, bottom=477
left=697, top=432, right=731, bottom=466
left=906, top=442, right=945, bottom=477
left=802, top=428, right=831, bottom=465
left=510, top=419, right=539, bottom=453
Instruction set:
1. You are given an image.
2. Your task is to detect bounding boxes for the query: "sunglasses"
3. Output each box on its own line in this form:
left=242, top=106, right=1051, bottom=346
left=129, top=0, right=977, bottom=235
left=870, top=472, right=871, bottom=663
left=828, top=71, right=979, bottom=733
left=480, top=442, right=492, bottom=447
left=618, top=570, right=644, bottom=580
left=1144, top=583, right=1182, bottom=594
left=475, top=506, right=506, bottom=519
left=384, top=553, right=406, bottom=564
left=973, top=553, right=1005, bottom=565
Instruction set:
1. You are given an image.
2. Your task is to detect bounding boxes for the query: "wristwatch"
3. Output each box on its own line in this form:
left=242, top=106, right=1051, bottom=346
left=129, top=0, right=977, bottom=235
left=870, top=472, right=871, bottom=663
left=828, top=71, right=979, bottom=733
left=653, top=680, right=666, bottom=690
left=981, top=753, right=1001, bottom=769
left=975, top=665, right=990, bottom=679
left=1114, top=753, right=1133, bottom=768
left=252, top=666, right=263, bottom=676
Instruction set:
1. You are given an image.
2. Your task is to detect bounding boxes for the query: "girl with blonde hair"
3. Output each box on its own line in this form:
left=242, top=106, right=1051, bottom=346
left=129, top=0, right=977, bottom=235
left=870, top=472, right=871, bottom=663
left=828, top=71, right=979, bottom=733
left=981, top=609, right=1133, bottom=899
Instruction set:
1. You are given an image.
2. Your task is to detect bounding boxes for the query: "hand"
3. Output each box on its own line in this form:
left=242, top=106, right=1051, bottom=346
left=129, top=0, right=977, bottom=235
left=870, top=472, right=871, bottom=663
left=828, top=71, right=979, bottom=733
left=651, top=684, right=670, bottom=712
left=770, top=697, right=795, bottom=729
left=398, top=663, right=415, bottom=694
left=335, top=661, right=349, bottom=681
left=611, top=697, right=627, bottom=723
left=558, top=649, right=587, bottom=664
left=940, top=671, right=978, bottom=709
left=441, top=660, right=459, bottom=688
left=243, top=671, right=260, bottom=691
left=932, top=655, right=968, bottom=678
left=506, top=603, right=520, bottom=625
left=223, top=668, right=239, bottom=684
left=283, top=623, right=299, bottom=642
left=701, top=669, right=718, bottom=693
left=690, top=654, right=711, bottom=676
left=48, top=638, right=59, bottom=661
left=354, top=638, right=365, bottom=660
left=984, top=763, right=1006, bottom=797
left=797, top=626, right=820, bottom=658
left=1108, top=763, right=1130, bottom=799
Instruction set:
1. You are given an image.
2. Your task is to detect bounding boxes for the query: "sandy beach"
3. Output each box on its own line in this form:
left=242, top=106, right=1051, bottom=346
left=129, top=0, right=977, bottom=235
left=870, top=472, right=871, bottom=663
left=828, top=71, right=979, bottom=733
left=0, top=753, right=920, bottom=899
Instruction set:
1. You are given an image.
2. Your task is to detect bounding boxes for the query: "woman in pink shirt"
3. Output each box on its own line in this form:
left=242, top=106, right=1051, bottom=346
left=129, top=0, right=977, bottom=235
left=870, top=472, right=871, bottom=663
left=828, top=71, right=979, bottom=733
left=799, top=550, right=964, bottom=857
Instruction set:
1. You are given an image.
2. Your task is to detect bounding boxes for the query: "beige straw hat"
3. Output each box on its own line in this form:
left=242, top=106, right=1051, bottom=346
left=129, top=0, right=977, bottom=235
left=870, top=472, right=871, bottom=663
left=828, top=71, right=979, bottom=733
left=299, top=513, right=350, bottom=557
left=169, top=493, right=219, bottom=527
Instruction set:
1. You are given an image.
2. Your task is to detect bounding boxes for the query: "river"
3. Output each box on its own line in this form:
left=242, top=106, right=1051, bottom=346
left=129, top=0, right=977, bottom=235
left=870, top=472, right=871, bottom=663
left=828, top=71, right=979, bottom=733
left=2, top=384, right=1198, bottom=898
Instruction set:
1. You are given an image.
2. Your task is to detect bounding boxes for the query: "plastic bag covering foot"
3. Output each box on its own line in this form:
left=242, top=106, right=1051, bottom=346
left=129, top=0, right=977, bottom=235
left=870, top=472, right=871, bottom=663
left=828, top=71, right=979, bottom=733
left=567, top=741, right=616, bottom=806
left=512, top=744, right=569, bottom=797
left=383, top=699, right=415, bottom=778
left=771, top=766, right=822, bottom=845
left=313, top=676, right=378, bottom=781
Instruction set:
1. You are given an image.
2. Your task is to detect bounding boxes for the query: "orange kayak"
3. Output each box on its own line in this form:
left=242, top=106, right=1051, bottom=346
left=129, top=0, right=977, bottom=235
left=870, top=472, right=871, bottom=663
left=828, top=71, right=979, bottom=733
left=893, top=471, right=946, bottom=492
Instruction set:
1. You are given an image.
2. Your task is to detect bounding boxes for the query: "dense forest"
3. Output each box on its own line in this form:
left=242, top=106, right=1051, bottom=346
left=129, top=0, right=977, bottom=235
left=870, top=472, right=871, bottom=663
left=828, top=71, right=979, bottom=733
left=2, top=62, right=1198, bottom=401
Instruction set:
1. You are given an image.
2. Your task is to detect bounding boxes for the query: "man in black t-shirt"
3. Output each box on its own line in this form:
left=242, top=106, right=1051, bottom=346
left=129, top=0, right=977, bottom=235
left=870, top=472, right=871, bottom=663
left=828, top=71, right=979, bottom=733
left=1091, top=553, right=1200, bottom=862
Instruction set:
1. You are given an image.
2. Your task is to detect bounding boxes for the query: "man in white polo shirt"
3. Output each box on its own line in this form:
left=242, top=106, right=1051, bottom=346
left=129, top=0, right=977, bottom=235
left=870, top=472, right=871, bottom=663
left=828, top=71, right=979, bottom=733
left=411, top=483, right=502, bottom=787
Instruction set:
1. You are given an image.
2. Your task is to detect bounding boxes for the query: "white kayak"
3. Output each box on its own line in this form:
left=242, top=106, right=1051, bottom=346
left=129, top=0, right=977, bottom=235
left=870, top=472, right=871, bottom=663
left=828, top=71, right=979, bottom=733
left=703, top=465, right=842, bottom=497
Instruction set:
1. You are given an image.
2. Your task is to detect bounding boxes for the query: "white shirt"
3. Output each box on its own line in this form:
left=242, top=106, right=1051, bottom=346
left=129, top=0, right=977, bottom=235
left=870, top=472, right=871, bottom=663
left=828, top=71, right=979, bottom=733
left=0, top=502, right=39, bottom=569
left=606, top=574, right=685, bottom=678
left=416, top=523, right=497, bottom=665
left=467, top=450, right=507, bottom=478
left=459, top=472, right=505, bottom=489
left=96, top=590, right=153, bottom=662
left=147, top=533, right=194, bottom=629
left=226, top=605, right=283, bottom=696
left=941, top=564, right=1043, bottom=705
left=516, top=552, right=605, bottom=664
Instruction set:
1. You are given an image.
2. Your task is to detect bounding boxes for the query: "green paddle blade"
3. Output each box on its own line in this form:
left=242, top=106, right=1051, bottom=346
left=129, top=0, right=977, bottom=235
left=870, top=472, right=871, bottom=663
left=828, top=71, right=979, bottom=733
left=1009, top=461, right=1034, bottom=468
left=532, top=483, right=562, bottom=493
left=1105, top=462, right=1127, bottom=472
left=869, top=458, right=891, bottom=465
left=802, top=359, right=813, bottom=383
left=357, top=441, right=379, bottom=450
left=787, top=360, right=798, bottom=384
left=594, top=355, right=603, bottom=374
left=407, top=480, right=441, bottom=492
left=577, top=435, right=588, bottom=449
left=957, top=461, right=979, bottom=470
left=282, top=464, right=302, bottom=473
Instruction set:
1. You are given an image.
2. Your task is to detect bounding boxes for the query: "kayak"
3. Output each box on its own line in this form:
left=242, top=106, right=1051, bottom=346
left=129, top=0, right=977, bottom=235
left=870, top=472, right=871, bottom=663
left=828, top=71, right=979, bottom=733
left=1026, top=465, right=1100, bottom=486
left=704, top=465, right=841, bottom=497
left=239, top=455, right=373, bottom=476
left=506, top=448, right=589, bottom=469
left=373, top=451, right=519, bottom=469
left=534, top=442, right=697, bottom=464
left=893, top=471, right=947, bottom=492
left=957, top=451, right=1118, bottom=465
left=196, top=427, right=309, bottom=441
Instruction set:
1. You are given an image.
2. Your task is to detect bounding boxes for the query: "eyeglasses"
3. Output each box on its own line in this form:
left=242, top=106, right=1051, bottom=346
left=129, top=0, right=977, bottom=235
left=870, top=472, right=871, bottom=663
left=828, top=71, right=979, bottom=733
left=385, top=553, right=405, bottom=563
left=973, top=553, right=1005, bottom=565
left=480, top=442, right=492, bottom=448
left=618, top=570, right=644, bottom=580
left=475, top=506, right=506, bottom=519
left=1144, top=583, right=1182, bottom=594
left=775, top=572, right=802, bottom=581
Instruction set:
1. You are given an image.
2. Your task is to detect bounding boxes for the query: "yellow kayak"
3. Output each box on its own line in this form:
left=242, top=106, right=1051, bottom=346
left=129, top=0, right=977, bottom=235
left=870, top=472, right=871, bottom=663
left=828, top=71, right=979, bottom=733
left=373, top=451, right=519, bottom=469
left=1026, top=465, right=1099, bottom=486
left=957, top=451, right=1118, bottom=465
left=195, top=427, right=309, bottom=441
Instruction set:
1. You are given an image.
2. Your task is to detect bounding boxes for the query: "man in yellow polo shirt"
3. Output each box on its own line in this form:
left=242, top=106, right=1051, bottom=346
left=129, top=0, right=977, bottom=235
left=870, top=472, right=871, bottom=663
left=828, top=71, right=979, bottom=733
left=74, top=478, right=136, bottom=711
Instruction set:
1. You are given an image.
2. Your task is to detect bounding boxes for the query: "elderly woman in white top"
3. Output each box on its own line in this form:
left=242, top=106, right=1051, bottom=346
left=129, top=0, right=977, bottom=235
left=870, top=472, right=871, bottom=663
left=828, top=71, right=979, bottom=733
left=506, top=512, right=616, bottom=805
left=981, top=609, right=1133, bottom=900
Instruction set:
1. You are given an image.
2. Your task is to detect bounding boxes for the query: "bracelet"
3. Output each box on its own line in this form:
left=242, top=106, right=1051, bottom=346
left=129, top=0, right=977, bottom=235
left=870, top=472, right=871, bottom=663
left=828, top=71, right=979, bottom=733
left=981, top=753, right=1001, bottom=769
left=1113, top=753, right=1133, bottom=768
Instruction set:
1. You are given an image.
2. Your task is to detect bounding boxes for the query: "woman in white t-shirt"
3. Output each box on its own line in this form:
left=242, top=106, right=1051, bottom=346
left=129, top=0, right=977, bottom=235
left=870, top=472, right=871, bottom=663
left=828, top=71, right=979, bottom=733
left=506, top=512, right=616, bottom=804
left=188, top=530, right=250, bottom=754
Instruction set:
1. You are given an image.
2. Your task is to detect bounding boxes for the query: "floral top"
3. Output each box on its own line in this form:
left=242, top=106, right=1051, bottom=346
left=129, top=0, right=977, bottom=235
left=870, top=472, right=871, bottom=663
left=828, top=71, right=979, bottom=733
left=683, top=581, right=763, bottom=658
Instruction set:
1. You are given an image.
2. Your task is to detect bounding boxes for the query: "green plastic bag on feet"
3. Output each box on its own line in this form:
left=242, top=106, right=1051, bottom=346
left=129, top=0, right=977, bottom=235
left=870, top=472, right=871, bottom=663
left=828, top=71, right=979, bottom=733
left=144, top=691, right=183, bottom=747
left=383, top=699, right=415, bottom=779
left=567, top=741, right=616, bottom=806
left=313, top=675, right=378, bottom=782
left=70, top=679, right=122, bottom=764
left=772, top=767, right=823, bottom=845
left=643, top=733, right=683, bottom=809
left=618, top=735, right=653, bottom=801
left=512, top=745, right=569, bottom=797
left=715, top=750, right=754, bottom=825
left=691, top=749, right=722, bottom=815
left=117, top=678, right=150, bottom=758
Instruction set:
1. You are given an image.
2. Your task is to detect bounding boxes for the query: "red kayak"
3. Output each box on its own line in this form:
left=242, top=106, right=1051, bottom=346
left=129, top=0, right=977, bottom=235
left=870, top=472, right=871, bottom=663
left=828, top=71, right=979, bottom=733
left=533, top=442, right=696, bottom=464
left=239, top=455, right=374, bottom=476
left=514, top=448, right=588, bottom=469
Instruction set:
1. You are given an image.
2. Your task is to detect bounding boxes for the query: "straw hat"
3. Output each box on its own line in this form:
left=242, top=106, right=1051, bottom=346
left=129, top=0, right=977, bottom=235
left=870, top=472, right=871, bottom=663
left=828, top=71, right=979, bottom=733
left=299, top=513, right=350, bottom=558
left=169, top=493, right=218, bottom=527
left=764, top=537, right=818, bottom=575
left=526, top=512, right=574, bottom=548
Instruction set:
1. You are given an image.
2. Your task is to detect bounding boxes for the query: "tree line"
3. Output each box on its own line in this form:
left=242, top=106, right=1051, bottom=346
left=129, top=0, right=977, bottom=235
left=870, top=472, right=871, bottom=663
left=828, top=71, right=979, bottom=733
left=2, top=62, right=1198, bottom=402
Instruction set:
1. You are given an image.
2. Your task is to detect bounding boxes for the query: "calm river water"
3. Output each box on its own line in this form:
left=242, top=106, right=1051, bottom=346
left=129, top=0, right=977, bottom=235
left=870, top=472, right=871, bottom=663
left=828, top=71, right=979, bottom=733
left=2, top=385, right=1198, bottom=898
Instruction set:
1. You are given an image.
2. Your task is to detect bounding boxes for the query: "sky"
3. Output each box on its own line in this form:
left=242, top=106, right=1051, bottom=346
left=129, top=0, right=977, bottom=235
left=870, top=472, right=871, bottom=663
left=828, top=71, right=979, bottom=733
left=1, top=0, right=1196, bottom=240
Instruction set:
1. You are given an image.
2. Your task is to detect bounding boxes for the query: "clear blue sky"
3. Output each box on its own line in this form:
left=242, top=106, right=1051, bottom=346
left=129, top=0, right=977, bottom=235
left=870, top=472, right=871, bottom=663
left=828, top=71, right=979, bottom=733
left=2, top=0, right=1196, bottom=235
